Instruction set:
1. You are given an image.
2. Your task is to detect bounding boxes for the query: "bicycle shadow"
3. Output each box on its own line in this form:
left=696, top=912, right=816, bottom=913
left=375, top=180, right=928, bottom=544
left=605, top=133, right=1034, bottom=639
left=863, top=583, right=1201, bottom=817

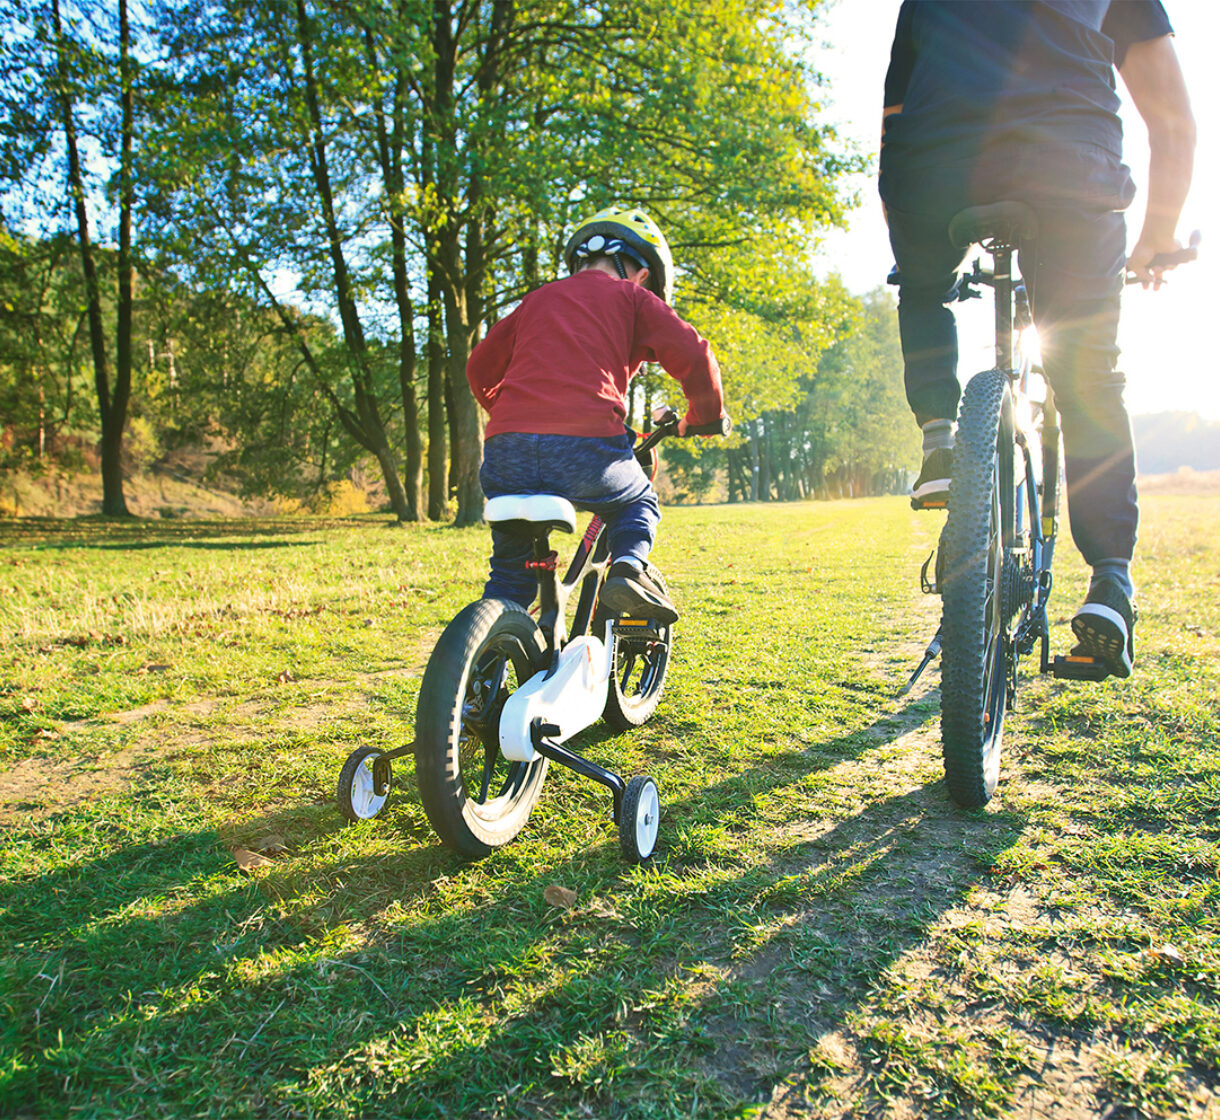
left=2, top=695, right=1022, bottom=1114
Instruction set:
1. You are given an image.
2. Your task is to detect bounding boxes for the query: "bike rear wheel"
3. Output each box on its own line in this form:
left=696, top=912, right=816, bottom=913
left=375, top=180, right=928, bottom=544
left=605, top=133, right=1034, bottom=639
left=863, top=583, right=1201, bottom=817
left=415, top=599, right=549, bottom=857
left=939, top=369, right=1014, bottom=808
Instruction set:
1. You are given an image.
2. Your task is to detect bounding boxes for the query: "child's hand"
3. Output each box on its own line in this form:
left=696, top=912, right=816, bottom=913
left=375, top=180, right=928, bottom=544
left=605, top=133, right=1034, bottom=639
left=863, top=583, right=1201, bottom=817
left=651, top=405, right=685, bottom=435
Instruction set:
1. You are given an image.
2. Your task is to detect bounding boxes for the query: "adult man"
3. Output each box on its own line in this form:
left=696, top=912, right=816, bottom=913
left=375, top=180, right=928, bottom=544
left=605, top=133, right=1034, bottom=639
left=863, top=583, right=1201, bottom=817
left=880, top=0, right=1195, bottom=677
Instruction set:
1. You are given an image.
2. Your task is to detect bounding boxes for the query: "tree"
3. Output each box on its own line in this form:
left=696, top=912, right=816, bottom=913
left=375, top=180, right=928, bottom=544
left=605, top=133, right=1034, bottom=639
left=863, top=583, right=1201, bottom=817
left=0, top=0, right=145, bottom=514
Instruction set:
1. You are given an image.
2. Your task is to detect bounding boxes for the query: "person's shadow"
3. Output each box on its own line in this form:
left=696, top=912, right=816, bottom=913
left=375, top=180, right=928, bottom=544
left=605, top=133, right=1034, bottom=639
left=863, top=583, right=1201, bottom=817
left=2, top=697, right=1022, bottom=1116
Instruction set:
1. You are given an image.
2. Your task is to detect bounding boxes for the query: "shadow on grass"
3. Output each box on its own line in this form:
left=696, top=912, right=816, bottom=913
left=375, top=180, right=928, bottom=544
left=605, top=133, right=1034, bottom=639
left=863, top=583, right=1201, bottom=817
left=0, top=514, right=408, bottom=551
left=1, top=699, right=1024, bottom=1117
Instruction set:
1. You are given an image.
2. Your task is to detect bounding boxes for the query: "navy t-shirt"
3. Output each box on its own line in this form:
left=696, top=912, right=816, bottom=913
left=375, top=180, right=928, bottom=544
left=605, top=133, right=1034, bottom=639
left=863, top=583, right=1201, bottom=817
left=882, top=1, right=1173, bottom=165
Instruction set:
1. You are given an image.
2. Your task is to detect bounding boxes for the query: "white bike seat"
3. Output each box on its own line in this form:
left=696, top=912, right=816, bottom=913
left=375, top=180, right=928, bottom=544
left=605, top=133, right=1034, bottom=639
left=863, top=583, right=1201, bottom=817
left=483, top=494, right=577, bottom=534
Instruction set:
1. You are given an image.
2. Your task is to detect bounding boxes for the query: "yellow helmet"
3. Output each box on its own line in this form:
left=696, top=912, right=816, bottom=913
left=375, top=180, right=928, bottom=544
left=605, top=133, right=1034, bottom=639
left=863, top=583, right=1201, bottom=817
left=564, top=206, right=675, bottom=304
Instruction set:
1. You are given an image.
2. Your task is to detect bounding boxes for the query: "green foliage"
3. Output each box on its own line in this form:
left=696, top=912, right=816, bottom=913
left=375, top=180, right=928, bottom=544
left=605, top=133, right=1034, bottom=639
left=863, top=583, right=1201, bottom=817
left=1, top=0, right=874, bottom=511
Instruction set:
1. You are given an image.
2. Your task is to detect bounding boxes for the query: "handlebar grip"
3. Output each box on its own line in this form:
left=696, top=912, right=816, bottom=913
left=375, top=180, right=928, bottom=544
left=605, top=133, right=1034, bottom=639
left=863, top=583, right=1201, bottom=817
left=1146, top=245, right=1198, bottom=269
left=1130, top=230, right=1202, bottom=278
left=684, top=415, right=733, bottom=438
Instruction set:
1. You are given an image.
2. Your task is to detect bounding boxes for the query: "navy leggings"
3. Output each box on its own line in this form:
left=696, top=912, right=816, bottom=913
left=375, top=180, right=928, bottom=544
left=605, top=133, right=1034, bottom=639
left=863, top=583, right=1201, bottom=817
left=479, top=431, right=659, bottom=606
left=881, top=144, right=1138, bottom=565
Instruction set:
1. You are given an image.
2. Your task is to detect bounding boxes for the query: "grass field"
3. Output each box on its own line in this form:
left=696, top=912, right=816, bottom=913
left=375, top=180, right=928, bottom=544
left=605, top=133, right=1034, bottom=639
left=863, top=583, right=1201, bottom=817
left=1, top=496, right=1217, bottom=1119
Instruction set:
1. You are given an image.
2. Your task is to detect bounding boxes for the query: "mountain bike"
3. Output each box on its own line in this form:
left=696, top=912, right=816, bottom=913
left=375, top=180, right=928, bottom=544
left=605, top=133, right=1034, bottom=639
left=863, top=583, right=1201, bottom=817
left=336, top=410, right=731, bottom=862
left=900, top=202, right=1198, bottom=808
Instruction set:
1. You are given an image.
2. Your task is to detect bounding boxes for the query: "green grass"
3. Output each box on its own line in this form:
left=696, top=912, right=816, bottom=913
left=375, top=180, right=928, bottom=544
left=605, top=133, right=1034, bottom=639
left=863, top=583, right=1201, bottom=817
left=1, top=496, right=1217, bottom=1118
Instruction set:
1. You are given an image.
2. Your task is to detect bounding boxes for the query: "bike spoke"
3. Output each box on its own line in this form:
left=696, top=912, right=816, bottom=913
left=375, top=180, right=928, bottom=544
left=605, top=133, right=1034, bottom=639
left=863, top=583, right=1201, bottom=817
left=478, top=738, right=498, bottom=803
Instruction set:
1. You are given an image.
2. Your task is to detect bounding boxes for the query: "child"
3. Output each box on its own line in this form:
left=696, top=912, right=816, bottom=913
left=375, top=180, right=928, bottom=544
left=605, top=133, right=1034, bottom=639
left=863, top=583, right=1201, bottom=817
left=466, top=206, right=725, bottom=623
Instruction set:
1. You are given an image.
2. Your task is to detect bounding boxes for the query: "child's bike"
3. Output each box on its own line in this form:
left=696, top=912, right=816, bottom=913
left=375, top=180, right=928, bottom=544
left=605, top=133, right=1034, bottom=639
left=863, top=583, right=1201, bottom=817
left=336, top=410, right=731, bottom=862
left=900, top=202, right=1197, bottom=808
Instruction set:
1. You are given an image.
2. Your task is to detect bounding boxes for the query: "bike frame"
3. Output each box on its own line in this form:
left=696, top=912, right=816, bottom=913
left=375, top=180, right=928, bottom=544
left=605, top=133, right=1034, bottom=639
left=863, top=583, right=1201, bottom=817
left=959, top=243, right=1088, bottom=693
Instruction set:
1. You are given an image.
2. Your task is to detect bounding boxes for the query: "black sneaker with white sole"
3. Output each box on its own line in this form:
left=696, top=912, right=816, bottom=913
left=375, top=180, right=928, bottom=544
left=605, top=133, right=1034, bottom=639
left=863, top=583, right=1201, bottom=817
left=599, top=562, right=678, bottom=625
left=1070, top=577, right=1136, bottom=679
left=911, top=447, right=953, bottom=509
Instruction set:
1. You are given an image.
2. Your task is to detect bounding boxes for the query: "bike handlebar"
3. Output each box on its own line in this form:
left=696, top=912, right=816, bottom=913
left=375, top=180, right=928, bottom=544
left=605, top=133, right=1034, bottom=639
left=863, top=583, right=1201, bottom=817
left=645, top=410, right=733, bottom=443
left=1126, top=229, right=1201, bottom=283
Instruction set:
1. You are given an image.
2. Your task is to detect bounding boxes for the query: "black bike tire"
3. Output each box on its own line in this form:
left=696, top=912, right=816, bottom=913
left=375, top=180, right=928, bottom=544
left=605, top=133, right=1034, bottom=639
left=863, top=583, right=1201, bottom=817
left=597, top=565, right=673, bottom=730
left=415, top=599, right=549, bottom=857
left=940, top=369, right=1013, bottom=808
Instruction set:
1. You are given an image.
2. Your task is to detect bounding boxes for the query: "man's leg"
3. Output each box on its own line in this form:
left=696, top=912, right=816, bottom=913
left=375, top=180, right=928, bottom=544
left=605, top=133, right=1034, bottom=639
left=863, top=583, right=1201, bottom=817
left=886, top=205, right=969, bottom=504
left=1025, top=206, right=1137, bottom=676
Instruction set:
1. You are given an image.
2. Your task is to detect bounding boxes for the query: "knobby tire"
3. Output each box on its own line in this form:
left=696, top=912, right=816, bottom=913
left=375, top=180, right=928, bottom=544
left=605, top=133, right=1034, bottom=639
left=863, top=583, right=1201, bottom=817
left=940, top=369, right=1013, bottom=808
left=415, top=599, right=548, bottom=857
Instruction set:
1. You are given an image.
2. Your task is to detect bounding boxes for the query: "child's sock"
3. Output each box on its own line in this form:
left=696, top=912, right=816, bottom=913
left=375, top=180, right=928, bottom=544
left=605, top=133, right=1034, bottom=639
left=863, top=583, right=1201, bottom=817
left=614, top=556, right=646, bottom=573
left=1090, top=558, right=1133, bottom=600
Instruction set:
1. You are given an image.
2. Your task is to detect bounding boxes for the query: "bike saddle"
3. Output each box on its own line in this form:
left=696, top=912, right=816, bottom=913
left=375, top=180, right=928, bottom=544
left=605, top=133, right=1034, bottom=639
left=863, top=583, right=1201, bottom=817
left=948, top=202, right=1039, bottom=250
left=483, top=494, right=577, bottom=535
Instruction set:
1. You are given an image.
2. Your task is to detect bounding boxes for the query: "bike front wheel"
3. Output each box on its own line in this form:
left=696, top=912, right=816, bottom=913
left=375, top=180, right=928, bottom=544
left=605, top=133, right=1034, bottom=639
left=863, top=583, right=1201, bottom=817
left=415, top=599, right=549, bottom=857
left=939, top=369, right=1014, bottom=808
left=596, top=565, right=673, bottom=730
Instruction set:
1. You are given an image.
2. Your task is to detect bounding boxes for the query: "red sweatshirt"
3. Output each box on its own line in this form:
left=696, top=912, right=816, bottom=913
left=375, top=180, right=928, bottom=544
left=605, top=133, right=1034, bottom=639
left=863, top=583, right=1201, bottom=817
left=467, top=269, right=724, bottom=439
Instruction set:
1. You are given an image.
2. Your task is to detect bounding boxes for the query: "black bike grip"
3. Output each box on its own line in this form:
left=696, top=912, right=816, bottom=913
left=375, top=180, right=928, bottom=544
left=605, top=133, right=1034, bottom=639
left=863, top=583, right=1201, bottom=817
left=683, top=415, right=733, bottom=437
left=1143, top=230, right=1202, bottom=270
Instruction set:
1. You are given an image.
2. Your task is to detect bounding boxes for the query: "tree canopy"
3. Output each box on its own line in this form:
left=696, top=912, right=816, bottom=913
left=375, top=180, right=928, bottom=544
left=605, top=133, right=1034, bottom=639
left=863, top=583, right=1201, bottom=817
left=0, top=0, right=897, bottom=516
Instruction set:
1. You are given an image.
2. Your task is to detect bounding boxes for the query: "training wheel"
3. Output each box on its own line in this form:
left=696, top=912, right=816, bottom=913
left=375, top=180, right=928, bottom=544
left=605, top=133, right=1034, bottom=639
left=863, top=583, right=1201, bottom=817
left=619, top=775, right=660, bottom=863
left=337, top=745, right=391, bottom=822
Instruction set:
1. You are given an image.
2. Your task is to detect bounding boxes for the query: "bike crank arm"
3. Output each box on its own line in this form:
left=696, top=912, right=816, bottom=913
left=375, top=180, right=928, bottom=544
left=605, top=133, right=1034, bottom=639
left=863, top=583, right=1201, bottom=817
left=530, top=718, right=627, bottom=823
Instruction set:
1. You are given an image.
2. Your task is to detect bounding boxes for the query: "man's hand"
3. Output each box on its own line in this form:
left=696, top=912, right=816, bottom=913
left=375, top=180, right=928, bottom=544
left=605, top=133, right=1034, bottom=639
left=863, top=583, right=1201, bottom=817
left=1126, top=234, right=1184, bottom=289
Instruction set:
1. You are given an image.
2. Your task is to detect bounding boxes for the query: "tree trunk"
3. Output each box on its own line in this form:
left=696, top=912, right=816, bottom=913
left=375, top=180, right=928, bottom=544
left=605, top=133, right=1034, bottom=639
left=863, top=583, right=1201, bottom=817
left=748, top=423, right=761, bottom=501
left=757, top=415, right=772, bottom=500
left=426, top=264, right=448, bottom=518
left=55, top=0, right=130, bottom=516
left=365, top=26, right=422, bottom=520
left=431, top=0, right=482, bottom=526
left=296, top=0, right=410, bottom=520
left=109, top=0, right=134, bottom=517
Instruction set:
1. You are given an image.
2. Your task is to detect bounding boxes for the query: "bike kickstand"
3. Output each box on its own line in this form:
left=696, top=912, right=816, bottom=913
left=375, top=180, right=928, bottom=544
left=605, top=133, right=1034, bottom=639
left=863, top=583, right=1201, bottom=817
left=898, top=629, right=942, bottom=696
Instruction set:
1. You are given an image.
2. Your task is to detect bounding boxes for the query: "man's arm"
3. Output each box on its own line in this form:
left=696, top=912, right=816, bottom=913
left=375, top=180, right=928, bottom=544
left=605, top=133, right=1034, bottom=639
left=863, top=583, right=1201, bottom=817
left=1119, top=34, right=1196, bottom=287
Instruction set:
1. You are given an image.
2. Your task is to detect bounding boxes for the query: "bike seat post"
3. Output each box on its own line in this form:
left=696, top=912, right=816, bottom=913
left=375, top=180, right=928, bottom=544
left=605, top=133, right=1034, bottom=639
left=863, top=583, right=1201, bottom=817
left=525, top=530, right=566, bottom=651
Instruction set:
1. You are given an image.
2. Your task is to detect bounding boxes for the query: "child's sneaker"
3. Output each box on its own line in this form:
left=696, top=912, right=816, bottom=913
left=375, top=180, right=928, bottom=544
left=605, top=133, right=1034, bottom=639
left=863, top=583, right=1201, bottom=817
left=599, top=562, right=678, bottom=624
left=1070, top=576, right=1136, bottom=679
left=911, top=447, right=952, bottom=509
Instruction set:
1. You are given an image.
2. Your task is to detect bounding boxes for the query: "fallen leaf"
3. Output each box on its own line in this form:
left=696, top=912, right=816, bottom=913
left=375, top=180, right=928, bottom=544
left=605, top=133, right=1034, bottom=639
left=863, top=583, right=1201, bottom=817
left=544, top=884, right=577, bottom=909
left=254, top=834, right=288, bottom=855
left=33, top=729, right=59, bottom=741
left=232, top=847, right=274, bottom=871
left=139, top=663, right=172, bottom=675
left=276, top=669, right=296, bottom=684
left=20, top=696, right=38, bottom=712
left=1146, top=943, right=1185, bottom=967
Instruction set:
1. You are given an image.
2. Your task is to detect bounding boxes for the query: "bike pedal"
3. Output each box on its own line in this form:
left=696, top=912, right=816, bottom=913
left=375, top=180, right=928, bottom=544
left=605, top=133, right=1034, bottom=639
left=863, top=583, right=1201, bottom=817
left=1052, top=654, right=1110, bottom=682
left=612, top=619, right=664, bottom=640
left=911, top=497, right=948, bottom=511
